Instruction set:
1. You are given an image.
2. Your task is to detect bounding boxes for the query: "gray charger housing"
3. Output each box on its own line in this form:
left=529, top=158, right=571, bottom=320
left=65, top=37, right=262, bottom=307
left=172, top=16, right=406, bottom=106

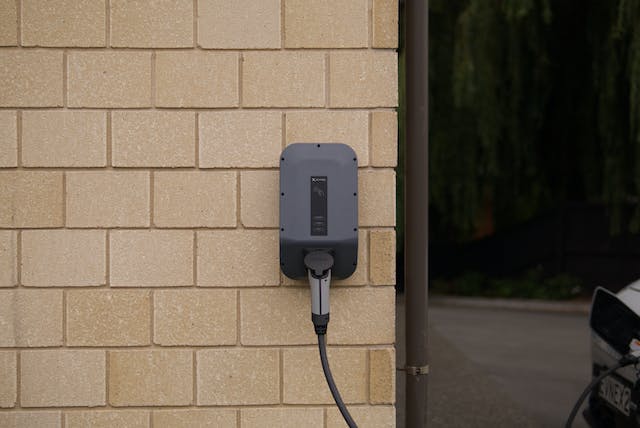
left=279, top=143, right=358, bottom=279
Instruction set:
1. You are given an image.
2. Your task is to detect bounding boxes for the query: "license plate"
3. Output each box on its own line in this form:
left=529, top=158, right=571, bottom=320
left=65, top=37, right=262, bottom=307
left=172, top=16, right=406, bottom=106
left=599, top=375, right=631, bottom=416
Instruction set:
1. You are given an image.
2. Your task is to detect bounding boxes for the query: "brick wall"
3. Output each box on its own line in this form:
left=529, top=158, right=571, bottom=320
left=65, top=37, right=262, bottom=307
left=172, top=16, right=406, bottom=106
left=0, top=1, right=398, bottom=426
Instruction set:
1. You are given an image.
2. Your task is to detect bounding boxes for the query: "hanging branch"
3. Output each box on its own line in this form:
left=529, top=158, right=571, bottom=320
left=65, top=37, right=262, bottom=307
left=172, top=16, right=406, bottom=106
left=429, top=0, right=640, bottom=241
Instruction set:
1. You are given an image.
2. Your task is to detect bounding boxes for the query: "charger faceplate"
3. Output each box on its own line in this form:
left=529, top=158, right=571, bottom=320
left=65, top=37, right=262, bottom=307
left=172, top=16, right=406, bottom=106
left=279, top=143, right=358, bottom=279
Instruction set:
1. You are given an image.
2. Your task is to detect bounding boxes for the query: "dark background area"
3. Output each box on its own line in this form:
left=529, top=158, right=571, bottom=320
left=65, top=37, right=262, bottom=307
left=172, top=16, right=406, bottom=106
left=431, top=203, right=640, bottom=291
left=397, top=0, right=640, bottom=296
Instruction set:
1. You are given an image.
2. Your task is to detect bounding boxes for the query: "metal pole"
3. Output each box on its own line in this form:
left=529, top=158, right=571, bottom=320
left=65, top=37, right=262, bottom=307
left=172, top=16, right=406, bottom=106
left=404, top=0, right=429, bottom=426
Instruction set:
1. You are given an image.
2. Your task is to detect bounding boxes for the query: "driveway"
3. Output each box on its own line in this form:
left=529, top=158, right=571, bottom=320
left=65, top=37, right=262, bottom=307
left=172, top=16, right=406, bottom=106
left=396, top=296, right=591, bottom=427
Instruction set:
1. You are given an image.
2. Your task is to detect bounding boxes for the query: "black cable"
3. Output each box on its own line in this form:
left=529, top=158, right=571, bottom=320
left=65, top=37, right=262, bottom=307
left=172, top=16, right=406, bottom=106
left=317, top=333, right=358, bottom=428
left=565, top=355, right=640, bottom=428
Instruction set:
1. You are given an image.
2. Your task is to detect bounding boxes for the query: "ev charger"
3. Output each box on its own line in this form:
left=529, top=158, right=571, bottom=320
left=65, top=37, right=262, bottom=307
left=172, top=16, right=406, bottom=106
left=280, top=142, right=358, bottom=328
left=279, top=143, right=358, bottom=280
left=279, top=143, right=359, bottom=428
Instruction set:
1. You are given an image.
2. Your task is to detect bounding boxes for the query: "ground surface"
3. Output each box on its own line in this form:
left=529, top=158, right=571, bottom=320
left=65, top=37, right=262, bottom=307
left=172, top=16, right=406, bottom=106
left=396, top=296, right=592, bottom=427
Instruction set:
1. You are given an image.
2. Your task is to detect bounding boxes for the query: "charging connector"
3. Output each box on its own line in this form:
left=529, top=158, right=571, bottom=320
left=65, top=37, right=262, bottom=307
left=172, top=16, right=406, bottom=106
left=304, top=251, right=358, bottom=428
left=305, top=251, right=333, bottom=335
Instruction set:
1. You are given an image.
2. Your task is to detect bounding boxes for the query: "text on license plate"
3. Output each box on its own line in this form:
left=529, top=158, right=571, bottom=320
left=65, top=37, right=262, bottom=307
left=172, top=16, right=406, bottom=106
left=599, top=376, right=631, bottom=416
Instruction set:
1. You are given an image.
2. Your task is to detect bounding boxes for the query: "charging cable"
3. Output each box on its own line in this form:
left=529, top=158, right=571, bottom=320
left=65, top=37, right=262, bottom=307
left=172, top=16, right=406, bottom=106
left=565, top=353, right=640, bottom=428
left=305, top=251, right=358, bottom=428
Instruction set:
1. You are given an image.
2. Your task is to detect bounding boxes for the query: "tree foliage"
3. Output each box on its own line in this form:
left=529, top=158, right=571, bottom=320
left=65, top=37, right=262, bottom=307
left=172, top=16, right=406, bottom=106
left=429, top=0, right=640, bottom=241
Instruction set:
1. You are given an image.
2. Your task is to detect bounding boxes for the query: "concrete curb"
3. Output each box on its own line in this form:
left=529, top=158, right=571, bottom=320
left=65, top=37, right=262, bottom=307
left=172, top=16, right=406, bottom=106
left=430, top=296, right=591, bottom=315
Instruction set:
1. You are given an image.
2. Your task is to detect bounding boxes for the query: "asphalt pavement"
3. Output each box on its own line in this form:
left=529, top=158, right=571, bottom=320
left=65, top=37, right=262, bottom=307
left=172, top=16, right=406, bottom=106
left=396, top=295, right=592, bottom=428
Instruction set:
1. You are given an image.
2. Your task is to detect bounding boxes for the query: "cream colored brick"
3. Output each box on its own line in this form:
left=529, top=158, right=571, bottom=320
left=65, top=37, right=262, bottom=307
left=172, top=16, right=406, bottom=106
left=257, top=286, right=393, bottom=344
left=330, top=51, right=398, bottom=108
left=112, top=111, right=195, bottom=167
left=67, top=290, right=151, bottom=346
left=285, top=0, right=367, bottom=48
left=154, top=289, right=236, bottom=346
left=0, top=351, right=16, bottom=407
left=0, top=290, right=62, bottom=347
left=66, top=172, right=149, bottom=227
left=0, top=231, right=17, bottom=287
left=359, top=169, right=396, bottom=226
left=199, top=111, right=282, bottom=168
left=197, top=349, right=279, bottom=405
left=21, top=350, right=105, bottom=407
left=109, top=350, right=192, bottom=406
left=370, top=348, right=395, bottom=404
left=68, top=52, right=151, bottom=108
left=22, top=0, right=105, bottom=47
left=153, top=410, right=236, bottom=428
left=111, top=0, right=192, bottom=47
left=0, top=51, right=63, bottom=107
left=0, top=172, right=63, bottom=227
left=285, top=111, right=369, bottom=165
left=240, top=171, right=278, bottom=227
left=22, top=230, right=106, bottom=287
left=198, top=0, right=280, bottom=49
left=198, top=230, right=279, bottom=287
left=66, top=411, right=149, bottom=428
left=240, top=289, right=315, bottom=345
left=373, top=0, right=398, bottom=48
left=243, top=52, right=325, bottom=107
left=0, top=111, right=17, bottom=166
left=0, top=0, right=17, bottom=46
left=199, top=111, right=281, bottom=168
left=370, top=229, right=396, bottom=285
left=283, top=347, right=366, bottom=404
left=327, top=406, right=395, bottom=428
left=154, top=171, right=236, bottom=227
left=330, top=287, right=395, bottom=345
left=371, top=111, right=398, bottom=167
left=0, top=412, right=61, bottom=428
left=110, top=230, right=193, bottom=287
left=156, top=52, right=238, bottom=108
left=242, top=408, right=324, bottom=428
left=22, top=111, right=106, bottom=167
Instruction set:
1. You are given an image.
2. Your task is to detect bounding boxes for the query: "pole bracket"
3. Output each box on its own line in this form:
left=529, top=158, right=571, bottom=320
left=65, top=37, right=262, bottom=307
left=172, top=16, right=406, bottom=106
left=403, top=365, right=429, bottom=376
